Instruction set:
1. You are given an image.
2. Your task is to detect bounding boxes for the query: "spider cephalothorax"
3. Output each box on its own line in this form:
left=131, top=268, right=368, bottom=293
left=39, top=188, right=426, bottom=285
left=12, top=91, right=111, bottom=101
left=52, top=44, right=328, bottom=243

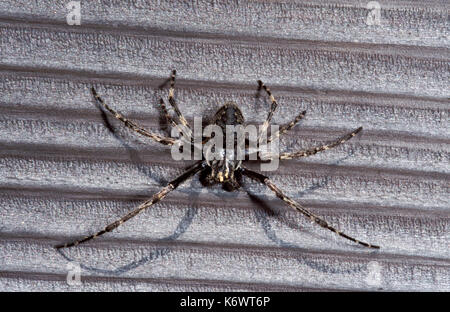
left=56, top=70, right=379, bottom=250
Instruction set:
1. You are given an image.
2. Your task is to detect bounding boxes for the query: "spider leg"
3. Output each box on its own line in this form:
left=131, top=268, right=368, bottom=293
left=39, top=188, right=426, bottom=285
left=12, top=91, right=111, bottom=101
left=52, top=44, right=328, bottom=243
left=160, top=98, right=193, bottom=141
left=279, top=127, right=363, bottom=160
left=56, top=162, right=204, bottom=249
left=92, top=87, right=176, bottom=146
left=159, top=98, right=178, bottom=128
left=167, top=70, right=191, bottom=131
left=241, top=167, right=379, bottom=249
left=257, top=80, right=279, bottom=145
left=267, top=110, right=307, bottom=143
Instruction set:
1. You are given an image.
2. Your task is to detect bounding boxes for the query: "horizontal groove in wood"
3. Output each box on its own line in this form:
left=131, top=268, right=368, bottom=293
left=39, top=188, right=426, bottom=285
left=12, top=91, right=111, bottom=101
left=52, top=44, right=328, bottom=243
left=0, top=0, right=448, bottom=47
left=0, top=22, right=448, bottom=98
left=0, top=153, right=447, bottom=210
left=1, top=238, right=449, bottom=291
left=1, top=191, right=449, bottom=259
left=0, top=71, right=447, bottom=137
left=0, top=270, right=326, bottom=292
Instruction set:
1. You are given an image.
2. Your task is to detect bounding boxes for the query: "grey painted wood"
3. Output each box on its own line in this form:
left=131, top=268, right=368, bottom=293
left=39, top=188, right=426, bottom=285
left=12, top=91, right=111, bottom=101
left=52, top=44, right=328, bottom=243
left=0, top=0, right=449, bottom=291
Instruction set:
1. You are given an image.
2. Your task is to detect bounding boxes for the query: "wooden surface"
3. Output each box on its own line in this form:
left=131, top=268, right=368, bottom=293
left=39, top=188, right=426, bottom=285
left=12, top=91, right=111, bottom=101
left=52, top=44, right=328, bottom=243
left=0, top=0, right=449, bottom=291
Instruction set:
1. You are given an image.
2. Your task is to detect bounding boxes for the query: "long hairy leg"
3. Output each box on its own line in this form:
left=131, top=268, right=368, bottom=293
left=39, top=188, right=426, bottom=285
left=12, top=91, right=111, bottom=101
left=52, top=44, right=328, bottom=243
left=167, top=70, right=191, bottom=130
left=267, top=110, right=307, bottom=143
left=279, top=127, right=362, bottom=160
left=92, top=87, right=176, bottom=146
left=257, top=80, right=279, bottom=146
left=241, top=167, right=379, bottom=249
left=56, top=162, right=204, bottom=249
left=159, top=98, right=193, bottom=142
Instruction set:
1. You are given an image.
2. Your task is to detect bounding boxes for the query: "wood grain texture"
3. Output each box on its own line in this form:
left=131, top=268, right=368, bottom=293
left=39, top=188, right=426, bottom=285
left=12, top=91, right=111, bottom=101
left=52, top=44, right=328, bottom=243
left=0, top=0, right=449, bottom=291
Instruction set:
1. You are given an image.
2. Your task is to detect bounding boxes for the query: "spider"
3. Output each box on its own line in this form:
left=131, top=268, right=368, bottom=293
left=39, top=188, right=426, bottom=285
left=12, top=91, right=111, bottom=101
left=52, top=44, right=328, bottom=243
left=56, top=70, right=379, bottom=249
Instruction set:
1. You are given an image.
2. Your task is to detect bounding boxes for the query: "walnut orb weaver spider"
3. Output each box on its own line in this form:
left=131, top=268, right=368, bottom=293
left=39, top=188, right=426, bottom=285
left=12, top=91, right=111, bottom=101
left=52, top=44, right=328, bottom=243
left=56, top=70, right=379, bottom=249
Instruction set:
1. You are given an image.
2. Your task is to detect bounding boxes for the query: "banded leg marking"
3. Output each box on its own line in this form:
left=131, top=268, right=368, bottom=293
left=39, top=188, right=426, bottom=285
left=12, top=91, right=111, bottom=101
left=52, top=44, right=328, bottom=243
left=257, top=80, right=279, bottom=146
left=268, top=110, right=307, bottom=143
left=241, top=167, right=380, bottom=249
left=168, top=70, right=191, bottom=130
left=91, top=87, right=175, bottom=146
left=56, top=162, right=203, bottom=249
left=279, top=127, right=363, bottom=160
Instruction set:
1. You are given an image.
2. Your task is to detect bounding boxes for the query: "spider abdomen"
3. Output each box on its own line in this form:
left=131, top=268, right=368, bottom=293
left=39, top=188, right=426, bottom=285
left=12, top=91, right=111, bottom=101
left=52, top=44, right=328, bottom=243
left=202, top=102, right=245, bottom=189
